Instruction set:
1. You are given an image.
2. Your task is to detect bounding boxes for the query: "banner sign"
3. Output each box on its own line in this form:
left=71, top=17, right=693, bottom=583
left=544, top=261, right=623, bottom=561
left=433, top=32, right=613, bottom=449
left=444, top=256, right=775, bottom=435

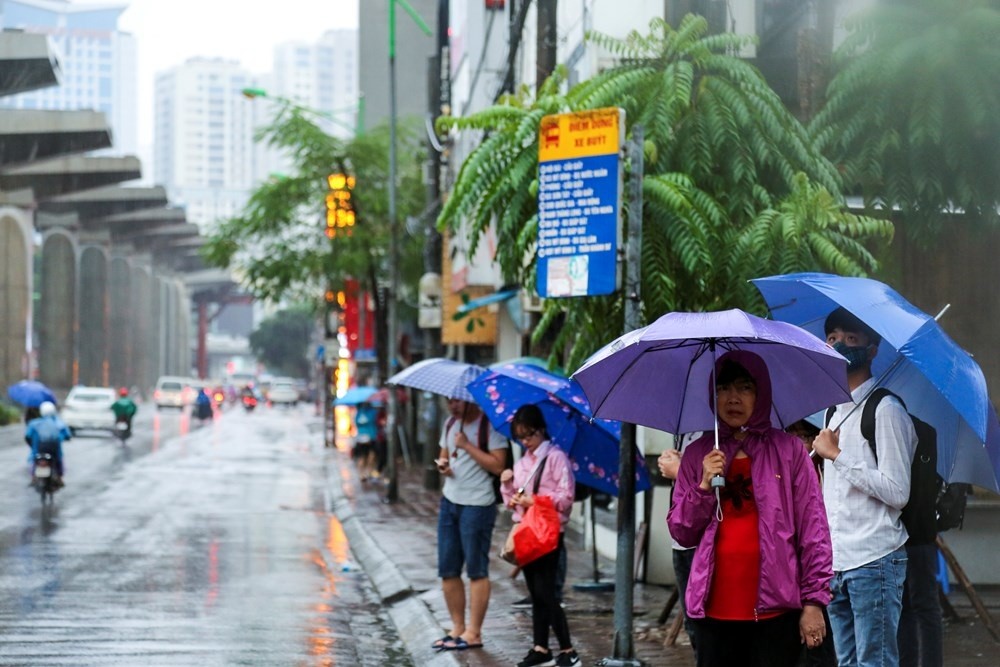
left=536, top=107, right=624, bottom=298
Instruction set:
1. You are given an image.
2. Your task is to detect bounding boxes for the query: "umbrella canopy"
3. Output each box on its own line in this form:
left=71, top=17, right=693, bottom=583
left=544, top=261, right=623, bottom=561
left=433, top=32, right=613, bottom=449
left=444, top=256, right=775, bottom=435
left=332, top=386, right=378, bottom=406
left=467, top=363, right=651, bottom=496
left=572, top=308, right=852, bottom=435
left=752, top=272, right=1000, bottom=491
left=387, top=357, right=485, bottom=402
left=7, top=380, right=57, bottom=408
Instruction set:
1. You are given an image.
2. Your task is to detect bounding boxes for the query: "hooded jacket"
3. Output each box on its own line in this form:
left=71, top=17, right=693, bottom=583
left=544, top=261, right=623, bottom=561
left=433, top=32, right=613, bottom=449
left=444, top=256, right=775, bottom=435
left=667, top=350, right=833, bottom=619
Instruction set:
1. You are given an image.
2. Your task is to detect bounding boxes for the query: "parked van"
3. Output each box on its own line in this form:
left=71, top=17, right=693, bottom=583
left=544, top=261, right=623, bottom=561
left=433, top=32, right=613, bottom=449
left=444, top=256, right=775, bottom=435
left=153, top=375, right=190, bottom=410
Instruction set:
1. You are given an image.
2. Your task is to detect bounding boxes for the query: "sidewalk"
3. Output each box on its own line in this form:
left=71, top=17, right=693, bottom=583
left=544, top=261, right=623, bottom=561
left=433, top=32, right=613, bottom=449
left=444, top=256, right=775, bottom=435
left=326, top=447, right=1000, bottom=666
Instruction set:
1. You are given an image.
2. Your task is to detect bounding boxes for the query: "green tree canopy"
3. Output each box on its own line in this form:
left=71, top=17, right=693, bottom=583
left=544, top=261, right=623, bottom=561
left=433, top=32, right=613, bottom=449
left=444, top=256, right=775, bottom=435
left=203, top=105, right=427, bottom=378
left=438, top=15, right=893, bottom=370
left=811, top=0, right=1000, bottom=234
left=249, top=306, right=314, bottom=378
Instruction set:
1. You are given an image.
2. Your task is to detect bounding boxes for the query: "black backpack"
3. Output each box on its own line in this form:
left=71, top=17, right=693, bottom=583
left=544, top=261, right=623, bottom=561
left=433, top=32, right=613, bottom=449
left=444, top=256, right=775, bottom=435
left=827, top=389, right=969, bottom=544
left=445, top=415, right=512, bottom=504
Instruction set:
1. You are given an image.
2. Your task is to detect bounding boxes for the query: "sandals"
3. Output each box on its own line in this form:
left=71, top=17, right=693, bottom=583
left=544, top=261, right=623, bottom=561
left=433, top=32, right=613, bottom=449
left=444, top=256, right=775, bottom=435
left=431, top=634, right=455, bottom=650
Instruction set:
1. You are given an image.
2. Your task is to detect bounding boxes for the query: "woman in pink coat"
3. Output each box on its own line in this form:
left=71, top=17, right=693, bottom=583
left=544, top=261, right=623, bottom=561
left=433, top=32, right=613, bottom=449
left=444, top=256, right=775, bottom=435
left=667, top=350, right=832, bottom=666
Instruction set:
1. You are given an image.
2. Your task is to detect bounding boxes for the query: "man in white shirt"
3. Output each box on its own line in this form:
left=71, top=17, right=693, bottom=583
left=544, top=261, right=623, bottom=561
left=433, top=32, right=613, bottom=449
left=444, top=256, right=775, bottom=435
left=813, top=308, right=916, bottom=667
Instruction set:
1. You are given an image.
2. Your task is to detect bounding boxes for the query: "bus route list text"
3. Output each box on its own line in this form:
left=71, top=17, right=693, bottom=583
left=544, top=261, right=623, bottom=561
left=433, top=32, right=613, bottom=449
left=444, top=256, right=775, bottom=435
left=538, top=161, right=614, bottom=255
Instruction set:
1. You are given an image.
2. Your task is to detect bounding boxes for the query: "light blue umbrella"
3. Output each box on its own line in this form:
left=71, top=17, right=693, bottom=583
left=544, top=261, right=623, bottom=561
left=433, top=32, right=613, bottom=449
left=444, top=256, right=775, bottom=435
left=387, top=357, right=484, bottom=401
left=332, top=386, right=378, bottom=406
left=752, top=272, right=1000, bottom=491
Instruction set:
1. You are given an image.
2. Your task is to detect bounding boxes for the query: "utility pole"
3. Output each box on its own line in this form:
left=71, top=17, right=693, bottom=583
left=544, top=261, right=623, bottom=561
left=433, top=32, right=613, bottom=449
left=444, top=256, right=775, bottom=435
left=536, top=0, right=558, bottom=92
left=602, top=124, right=646, bottom=667
left=386, top=0, right=433, bottom=503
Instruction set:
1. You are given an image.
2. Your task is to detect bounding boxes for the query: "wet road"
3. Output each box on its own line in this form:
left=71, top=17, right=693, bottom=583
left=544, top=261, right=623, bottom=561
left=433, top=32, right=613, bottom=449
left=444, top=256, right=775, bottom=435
left=0, top=403, right=412, bottom=666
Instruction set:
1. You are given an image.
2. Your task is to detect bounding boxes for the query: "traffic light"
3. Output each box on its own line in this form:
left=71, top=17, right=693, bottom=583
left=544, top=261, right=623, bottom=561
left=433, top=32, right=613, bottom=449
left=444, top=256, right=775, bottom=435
left=325, top=173, right=356, bottom=238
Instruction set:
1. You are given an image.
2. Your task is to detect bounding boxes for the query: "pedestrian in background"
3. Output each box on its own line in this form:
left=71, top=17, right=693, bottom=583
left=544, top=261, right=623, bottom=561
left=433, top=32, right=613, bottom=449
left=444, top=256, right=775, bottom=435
left=658, top=432, right=700, bottom=654
left=431, top=397, right=508, bottom=652
left=501, top=404, right=580, bottom=667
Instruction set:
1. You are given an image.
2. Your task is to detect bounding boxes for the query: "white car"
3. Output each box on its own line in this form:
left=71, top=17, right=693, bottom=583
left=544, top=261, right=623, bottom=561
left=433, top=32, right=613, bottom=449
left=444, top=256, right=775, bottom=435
left=267, top=379, right=299, bottom=406
left=154, top=375, right=189, bottom=409
left=62, top=386, right=117, bottom=433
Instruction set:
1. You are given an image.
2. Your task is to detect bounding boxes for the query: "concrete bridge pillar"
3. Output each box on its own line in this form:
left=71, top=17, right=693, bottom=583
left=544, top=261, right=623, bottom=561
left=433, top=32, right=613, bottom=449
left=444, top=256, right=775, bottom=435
left=108, top=254, right=131, bottom=389
left=0, top=206, right=33, bottom=388
left=77, top=236, right=110, bottom=387
left=128, top=262, right=153, bottom=394
left=38, top=229, right=78, bottom=391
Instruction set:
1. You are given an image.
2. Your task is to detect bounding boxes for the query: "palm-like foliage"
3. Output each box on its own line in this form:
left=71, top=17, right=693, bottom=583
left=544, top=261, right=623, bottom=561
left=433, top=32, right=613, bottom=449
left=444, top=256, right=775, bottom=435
left=811, top=0, right=1000, bottom=233
left=438, top=16, right=892, bottom=371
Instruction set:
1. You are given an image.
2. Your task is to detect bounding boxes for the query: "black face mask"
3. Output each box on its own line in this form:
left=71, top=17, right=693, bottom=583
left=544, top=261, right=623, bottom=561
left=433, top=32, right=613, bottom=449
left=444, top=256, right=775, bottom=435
left=832, top=341, right=871, bottom=373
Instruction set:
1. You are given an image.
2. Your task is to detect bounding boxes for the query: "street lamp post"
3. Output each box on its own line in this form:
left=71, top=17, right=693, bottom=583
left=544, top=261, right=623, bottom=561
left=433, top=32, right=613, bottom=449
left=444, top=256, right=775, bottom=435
left=385, top=0, right=432, bottom=503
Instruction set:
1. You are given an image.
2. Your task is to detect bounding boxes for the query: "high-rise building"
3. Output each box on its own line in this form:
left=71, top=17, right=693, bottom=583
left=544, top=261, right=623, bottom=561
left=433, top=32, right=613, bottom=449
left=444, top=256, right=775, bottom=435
left=254, top=28, right=359, bottom=182
left=0, top=0, right=138, bottom=158
left=272, top=28, right=359, bottom=138
left=153, top=58, right=256, bottom=229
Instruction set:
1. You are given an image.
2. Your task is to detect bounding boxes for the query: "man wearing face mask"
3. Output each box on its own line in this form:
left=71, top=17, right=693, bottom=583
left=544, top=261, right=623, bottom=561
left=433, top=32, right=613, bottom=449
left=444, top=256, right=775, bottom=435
left=812, top=308, right=916, bottom=667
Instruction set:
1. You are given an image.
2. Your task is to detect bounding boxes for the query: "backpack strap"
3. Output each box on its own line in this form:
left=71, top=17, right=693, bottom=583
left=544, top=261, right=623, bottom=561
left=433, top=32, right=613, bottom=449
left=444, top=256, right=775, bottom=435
left=860, top=388, right=899, bottom=466
left=444, top=416, right=457, bottom=445
left=477, top=414, right=489, bottom=452
left=825, top=406, right=836, bottom=428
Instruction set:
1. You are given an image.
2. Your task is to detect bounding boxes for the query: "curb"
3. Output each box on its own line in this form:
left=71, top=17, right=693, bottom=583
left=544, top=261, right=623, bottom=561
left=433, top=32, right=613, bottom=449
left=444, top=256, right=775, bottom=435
left=326, top=458, right=460, bottom=667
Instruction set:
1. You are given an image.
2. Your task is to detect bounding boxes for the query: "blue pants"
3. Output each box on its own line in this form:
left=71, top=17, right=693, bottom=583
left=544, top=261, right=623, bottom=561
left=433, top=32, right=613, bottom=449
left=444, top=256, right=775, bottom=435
left=828, top=547, right=907, bottom=667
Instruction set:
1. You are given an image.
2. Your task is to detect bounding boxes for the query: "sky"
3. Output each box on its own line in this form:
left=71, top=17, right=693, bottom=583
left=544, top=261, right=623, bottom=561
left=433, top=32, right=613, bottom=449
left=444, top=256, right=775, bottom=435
left=118, top=0, right=359, bottom=156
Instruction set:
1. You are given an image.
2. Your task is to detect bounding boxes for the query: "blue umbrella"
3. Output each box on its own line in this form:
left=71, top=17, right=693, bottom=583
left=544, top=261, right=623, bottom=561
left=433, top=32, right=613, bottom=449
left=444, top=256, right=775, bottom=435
left=466, top=362, right=651, bottom=497
left=7, top=380, right=57, bottom=408
left=752, top=272, right=1000, bottom=491
left=332, top=386, right=378, bottom=406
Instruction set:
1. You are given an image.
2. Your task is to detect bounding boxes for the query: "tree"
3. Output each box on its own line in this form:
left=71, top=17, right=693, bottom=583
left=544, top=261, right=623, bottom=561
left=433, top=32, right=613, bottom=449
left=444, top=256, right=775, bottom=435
left=249, top=306, right=314, bottom=378
left=438, top=15, right=893, bottom=370
left=202, top=105, right=427, bottom=380
left=811, top=0, right=1000, bottom=236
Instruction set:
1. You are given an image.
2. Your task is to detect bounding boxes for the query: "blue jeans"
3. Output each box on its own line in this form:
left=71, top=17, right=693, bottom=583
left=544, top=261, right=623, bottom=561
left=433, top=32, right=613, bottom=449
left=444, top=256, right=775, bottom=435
left=828, top=547, right=907, bottom=667
left=437, top=497, right=497, bottom=580
left=898, top=543, right=942, bottom=667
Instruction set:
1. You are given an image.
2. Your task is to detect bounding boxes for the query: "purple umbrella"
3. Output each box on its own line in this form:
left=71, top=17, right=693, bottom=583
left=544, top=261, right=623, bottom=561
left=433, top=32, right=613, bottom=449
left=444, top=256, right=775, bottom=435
left=572, top=309, right=851, bottom=435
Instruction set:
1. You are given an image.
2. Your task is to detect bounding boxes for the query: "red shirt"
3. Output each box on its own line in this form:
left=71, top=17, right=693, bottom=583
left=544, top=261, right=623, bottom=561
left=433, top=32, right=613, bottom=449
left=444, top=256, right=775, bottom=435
left=705, top=455, right=780, bottom=621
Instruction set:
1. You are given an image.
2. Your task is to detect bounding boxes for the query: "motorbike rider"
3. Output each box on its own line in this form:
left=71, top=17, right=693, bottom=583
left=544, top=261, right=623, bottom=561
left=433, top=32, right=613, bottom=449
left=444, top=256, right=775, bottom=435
left=195, top=387, right=214, bottom=420
left=25, top=401, right=71, bottom=485
left=111, top=387, right=138, bottom=436
left=240, top=384, right=257, bottom=408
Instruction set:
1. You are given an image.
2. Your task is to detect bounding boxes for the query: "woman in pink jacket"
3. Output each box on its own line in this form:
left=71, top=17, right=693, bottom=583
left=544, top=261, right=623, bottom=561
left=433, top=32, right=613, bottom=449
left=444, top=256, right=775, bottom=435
left=667, top=350, right=833, bottom=666
left=500, top=404, right=580, bottom=667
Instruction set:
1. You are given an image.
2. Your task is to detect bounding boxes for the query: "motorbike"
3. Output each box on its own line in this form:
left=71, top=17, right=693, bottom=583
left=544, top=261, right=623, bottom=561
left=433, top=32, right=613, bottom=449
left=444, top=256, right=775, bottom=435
left=32, top=453, right=61, bottom=504
left=114, top=418, right=131, bottom=444
left=242, top=394, right=257, bottom=412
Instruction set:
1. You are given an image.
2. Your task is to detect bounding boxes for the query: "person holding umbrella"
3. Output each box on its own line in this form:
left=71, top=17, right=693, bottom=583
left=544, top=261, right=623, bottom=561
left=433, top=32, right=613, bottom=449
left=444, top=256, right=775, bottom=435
left=500, top=404, right=580, bottom=667
left=668, top=350, right=832, bottom=666
left=813, top=308, right=916, bottom=667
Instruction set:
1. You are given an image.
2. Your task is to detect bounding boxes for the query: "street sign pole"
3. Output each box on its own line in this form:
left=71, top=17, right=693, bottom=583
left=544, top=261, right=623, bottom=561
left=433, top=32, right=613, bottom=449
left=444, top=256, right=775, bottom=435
left=602, top=124, right=645, bottom=667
